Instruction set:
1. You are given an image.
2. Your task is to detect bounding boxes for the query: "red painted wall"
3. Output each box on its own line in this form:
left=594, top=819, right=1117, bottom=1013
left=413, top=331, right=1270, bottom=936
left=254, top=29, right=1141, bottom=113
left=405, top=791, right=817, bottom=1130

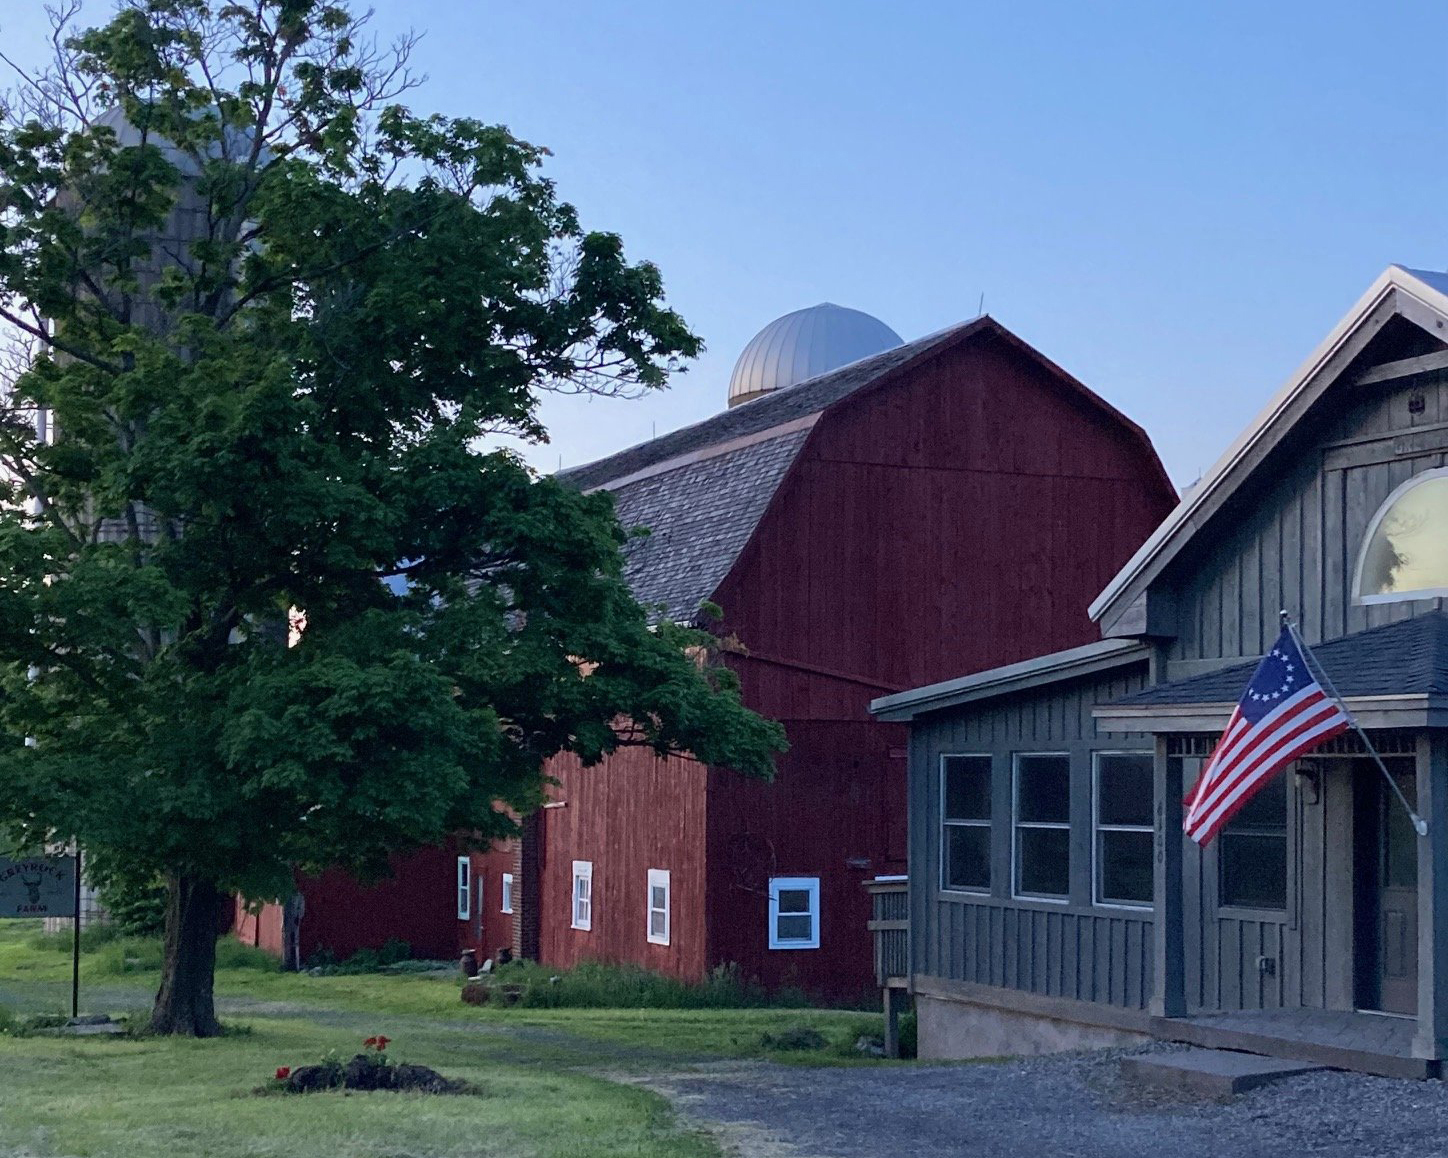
left=455, top=843, right=520, bottom=963
left=233, top=895, right=284, bottom=955
left=713, top=328, right=1176, bottom=691
left=292, top=846, right=463, bottom=963
left=535, top=748, right=710, bottom=981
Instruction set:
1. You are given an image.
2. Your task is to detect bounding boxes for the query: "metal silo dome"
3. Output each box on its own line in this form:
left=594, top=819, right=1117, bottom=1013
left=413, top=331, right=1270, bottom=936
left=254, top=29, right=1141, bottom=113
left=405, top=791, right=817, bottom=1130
left=727, top=303, right=903, bottom=408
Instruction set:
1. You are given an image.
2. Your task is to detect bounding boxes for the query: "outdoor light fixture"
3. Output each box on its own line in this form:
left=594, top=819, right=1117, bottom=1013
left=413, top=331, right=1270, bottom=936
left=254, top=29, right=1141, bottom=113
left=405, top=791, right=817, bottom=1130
left=1294, top=759, right=1321, bottom=805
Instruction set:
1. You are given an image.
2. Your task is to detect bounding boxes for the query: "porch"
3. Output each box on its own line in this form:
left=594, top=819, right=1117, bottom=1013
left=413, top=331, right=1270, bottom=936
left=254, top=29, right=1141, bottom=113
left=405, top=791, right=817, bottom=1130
left=868, top=871, right=1437, bottom=1077
left=1160, top=1007, right=1429, bottom=1080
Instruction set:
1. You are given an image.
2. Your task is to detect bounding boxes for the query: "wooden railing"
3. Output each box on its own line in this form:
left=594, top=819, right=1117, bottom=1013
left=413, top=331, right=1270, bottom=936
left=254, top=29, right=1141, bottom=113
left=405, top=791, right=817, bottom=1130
left=866, top=876, right=909, bottom=1057
left=866, top=875, right=909, bottom=986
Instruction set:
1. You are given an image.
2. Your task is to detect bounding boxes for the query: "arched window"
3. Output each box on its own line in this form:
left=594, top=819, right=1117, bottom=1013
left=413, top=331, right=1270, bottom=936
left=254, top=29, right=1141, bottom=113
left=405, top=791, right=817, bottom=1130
left=1355, top=468, right=1448, bottom=603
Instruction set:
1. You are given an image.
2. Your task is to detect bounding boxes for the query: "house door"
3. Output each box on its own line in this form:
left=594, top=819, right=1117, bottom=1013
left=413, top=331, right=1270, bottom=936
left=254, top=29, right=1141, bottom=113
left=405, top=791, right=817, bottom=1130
left=1353, top=759, right=1418, bottom=1016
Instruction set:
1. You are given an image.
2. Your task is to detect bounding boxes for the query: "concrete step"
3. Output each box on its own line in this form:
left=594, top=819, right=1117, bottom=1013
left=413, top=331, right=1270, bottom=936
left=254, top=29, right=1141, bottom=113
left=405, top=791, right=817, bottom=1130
left=1120, top=1049, right=1326, bottom=1097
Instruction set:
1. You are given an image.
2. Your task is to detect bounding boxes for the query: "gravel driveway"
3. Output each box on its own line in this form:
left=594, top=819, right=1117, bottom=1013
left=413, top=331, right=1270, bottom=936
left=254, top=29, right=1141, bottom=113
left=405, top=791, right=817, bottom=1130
left=640, top=1048, right=1448, bottom=1158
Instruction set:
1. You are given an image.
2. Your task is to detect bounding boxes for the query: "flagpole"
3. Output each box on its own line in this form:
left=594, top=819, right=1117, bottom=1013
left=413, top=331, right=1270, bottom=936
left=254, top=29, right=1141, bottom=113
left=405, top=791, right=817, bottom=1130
left=1280, top=610, right=1427, bottom=837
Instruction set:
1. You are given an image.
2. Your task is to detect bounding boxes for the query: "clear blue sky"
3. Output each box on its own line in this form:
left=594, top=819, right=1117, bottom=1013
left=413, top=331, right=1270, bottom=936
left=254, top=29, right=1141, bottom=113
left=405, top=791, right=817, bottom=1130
left=6, top=1, right=1447, bottom=487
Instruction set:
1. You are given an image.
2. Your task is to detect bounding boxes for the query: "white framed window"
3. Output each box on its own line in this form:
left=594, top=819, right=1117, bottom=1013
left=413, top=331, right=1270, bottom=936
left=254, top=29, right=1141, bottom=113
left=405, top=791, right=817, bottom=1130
left=941, top=754, right=992, bottom=894
left=768, top=876, right=819, bottom=950
left=647, top=868, right=670, bottom=945
left=456, top=856, right=472, bottom=920
left=1012, top=754, right=1071, bottom=902
left=501, top=872, right=514, bottom=914
left=571, top=860, right=593, bottom=931
left=1093, top=752, right=1154, bottom=909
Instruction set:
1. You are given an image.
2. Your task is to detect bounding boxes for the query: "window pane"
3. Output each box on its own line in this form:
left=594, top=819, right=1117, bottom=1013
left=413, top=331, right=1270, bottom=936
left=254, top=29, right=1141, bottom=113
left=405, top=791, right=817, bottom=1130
left=945, top=825, right=990, bottom=890
left=650, top=911, right=666, bottom=937
left=776, top=914, right=813, bottom=941
left=1219, top=832, right=1286, bottom=908
left=1359, top=473, right=1448, bottom=598
left=1017, top=826, right=1069, bottom=897
left=778, top=889, right=810, bottom=914
left=1099, top=829, right=1153, bottom=905
left=1017, top=756, right=1070, bottom=824
left=1229, top=776, right=1287, bottom=831
left=945, top=756, right=991, bottom=821
left=1097, top=753, right=1154, bottom=827
left=651, top=886, right=666, bottom=909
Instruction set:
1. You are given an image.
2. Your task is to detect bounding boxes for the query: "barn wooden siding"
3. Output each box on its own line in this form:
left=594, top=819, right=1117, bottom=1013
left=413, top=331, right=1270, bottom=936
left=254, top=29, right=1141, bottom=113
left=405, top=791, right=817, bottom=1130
left=536, top=748, right=711, bottom=981
left=909, top=665, right=1157, bottom=1010
left=1165, top=364, right=1448, bottom=677
left=717, top=331, right=1177, bottom=694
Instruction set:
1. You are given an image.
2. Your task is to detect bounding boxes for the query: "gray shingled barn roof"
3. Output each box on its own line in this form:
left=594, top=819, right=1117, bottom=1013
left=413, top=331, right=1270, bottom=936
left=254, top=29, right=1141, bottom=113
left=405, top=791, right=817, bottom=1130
left=562, top=322, right=979, bottom=623
left=1112, top=612, right=1448, bottom=706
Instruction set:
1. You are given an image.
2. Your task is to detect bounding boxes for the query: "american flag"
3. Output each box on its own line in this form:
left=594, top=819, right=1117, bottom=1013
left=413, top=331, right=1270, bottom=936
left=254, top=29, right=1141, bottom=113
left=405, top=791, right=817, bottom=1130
left=1183, top=626, right=1350, bottom=845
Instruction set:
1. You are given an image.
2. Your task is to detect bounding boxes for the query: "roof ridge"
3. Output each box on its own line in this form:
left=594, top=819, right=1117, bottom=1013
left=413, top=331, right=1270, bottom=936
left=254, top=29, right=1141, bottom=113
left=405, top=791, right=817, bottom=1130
left=557, top=320, right=976, bottom=492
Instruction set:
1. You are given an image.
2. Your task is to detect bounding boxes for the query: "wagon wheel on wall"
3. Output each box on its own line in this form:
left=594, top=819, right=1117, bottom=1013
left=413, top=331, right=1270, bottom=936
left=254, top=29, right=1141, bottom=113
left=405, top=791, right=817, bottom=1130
left=726, top=831, right=777, bottom=897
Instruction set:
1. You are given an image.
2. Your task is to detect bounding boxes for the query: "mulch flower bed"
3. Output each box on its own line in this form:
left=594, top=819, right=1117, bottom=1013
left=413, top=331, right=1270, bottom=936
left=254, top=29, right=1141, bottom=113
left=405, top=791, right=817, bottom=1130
left=265, top=1035, right=472, bottom=1096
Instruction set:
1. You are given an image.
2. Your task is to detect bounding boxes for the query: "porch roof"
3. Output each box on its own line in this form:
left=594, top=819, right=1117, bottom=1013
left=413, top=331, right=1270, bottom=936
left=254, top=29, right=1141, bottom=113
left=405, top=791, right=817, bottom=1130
left=1096, top=612, right=1448, bottom=731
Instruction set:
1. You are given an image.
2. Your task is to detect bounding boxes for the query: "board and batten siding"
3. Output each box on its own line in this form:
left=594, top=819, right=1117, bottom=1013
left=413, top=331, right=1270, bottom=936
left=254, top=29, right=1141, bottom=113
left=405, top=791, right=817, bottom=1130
left=1165, top=368, right=1448, bottom=674
left=910, top=664, right=1156, bottom=1009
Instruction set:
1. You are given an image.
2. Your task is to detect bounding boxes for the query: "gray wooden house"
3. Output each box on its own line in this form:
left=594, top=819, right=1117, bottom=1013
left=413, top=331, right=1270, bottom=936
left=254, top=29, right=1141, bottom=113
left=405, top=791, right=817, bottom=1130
left=872, top=265, right=1448, bottom=1077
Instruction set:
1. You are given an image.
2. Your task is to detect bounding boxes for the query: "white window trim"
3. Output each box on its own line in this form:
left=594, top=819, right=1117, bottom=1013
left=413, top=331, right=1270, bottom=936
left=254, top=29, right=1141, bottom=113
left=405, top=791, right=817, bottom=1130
left=501, top=872, right=514, bottom=914
left=646, top=868, right=670, bottom=946
left=571, top=860, right=593, bottom=931
left=939, top=753, right=992, bottom=896
left=1354, top=466, right=1448, bottom=604
left=1011, top=753, right=1071, bottom=904
left=768, top=876, right=820, bottom=950
left=456, top=856, right=472, bottom=920
left=1092, top=751, right=1155, bottom=911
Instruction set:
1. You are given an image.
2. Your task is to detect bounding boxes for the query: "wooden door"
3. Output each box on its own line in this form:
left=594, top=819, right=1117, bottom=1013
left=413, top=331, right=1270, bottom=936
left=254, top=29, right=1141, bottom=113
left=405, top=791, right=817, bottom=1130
left=1354, top=760, right=1418, bottom=1015
left=1377, top=766, right=1418, bottom=1015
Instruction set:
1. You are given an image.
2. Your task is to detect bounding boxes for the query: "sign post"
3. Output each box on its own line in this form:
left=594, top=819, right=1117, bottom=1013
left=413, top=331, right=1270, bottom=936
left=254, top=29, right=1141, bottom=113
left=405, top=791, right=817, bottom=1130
left=71, top=848, right=81, bottom=1019
left=0, top=853, right=80, bottom=1017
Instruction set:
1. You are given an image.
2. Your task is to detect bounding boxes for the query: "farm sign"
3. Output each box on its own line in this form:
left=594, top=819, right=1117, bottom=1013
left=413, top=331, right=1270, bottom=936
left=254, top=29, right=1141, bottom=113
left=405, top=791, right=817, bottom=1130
left=0, top=856, right=76, bottom=918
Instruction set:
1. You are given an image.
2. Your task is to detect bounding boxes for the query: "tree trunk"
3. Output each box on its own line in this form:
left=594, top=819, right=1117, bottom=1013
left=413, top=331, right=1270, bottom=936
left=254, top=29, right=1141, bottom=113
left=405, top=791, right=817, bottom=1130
left=149, top=874, right=224, bottom=1037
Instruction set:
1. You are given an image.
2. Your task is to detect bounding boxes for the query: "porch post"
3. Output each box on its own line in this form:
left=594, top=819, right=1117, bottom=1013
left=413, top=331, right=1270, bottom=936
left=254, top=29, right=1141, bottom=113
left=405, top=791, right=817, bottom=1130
left=1413, top=731, right=1448, bottom=1060
left=1151, top=734, right=1187, bottom=1018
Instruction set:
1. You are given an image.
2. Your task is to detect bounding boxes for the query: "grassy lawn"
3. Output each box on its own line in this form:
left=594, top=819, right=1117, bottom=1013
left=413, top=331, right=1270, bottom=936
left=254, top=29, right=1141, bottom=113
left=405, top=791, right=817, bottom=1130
left=0, top=925, right=895, bottom=1157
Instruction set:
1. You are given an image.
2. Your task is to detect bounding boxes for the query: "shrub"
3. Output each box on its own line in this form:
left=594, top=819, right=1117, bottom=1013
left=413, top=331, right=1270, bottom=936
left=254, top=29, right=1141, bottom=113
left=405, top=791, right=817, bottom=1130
left=898, top=1010, right=918, bottom=1059
left=215, top=938, right=280, bottom=972
left=474, top=958, right=813, bottom=1010
left=87, top=934, right=275, bottom=975
left=759, top=1025, right=827, bottom=1051
left=27, top=923, right=125, bottom=954
left=97, top=877, right=167, bottom=937
left=302, top=941, right=416, bottom=976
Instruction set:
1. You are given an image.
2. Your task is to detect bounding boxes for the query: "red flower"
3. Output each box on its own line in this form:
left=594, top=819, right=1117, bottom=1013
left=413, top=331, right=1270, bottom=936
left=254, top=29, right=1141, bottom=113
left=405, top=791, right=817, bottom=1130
left=375, top=1036, right=390, bottom=1051
left=363, top=1034, right=390, bottom=1051
left=363, top=1036, right=377, bottom=1048
left=275, top=1067, right=291, bottom=1080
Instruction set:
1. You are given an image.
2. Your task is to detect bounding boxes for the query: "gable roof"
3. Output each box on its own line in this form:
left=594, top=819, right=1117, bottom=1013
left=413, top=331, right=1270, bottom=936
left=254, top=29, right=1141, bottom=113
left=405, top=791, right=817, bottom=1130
left=1089, top=265, right=1448, bottom=629
left=564, top=315, right=1170, bottom=624
left=1109, top=612, right=1448, bottom=707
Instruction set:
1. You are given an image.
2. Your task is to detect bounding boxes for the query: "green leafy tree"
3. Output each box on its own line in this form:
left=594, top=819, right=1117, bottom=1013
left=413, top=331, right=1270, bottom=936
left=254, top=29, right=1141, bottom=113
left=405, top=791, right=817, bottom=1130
left=0, top=1, right=784, bottom=1036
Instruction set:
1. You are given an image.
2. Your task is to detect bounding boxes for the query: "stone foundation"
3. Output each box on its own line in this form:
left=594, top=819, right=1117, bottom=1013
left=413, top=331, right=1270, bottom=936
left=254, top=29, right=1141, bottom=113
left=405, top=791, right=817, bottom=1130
left=917, top=992, right=1151, bottom=1060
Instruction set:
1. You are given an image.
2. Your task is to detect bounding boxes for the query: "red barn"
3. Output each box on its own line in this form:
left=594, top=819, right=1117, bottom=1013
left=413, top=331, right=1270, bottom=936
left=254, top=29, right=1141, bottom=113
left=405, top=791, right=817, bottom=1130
left=242, top=305, right=1174, bottom=997
left=516, top=307, right=1176, bottom=1000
